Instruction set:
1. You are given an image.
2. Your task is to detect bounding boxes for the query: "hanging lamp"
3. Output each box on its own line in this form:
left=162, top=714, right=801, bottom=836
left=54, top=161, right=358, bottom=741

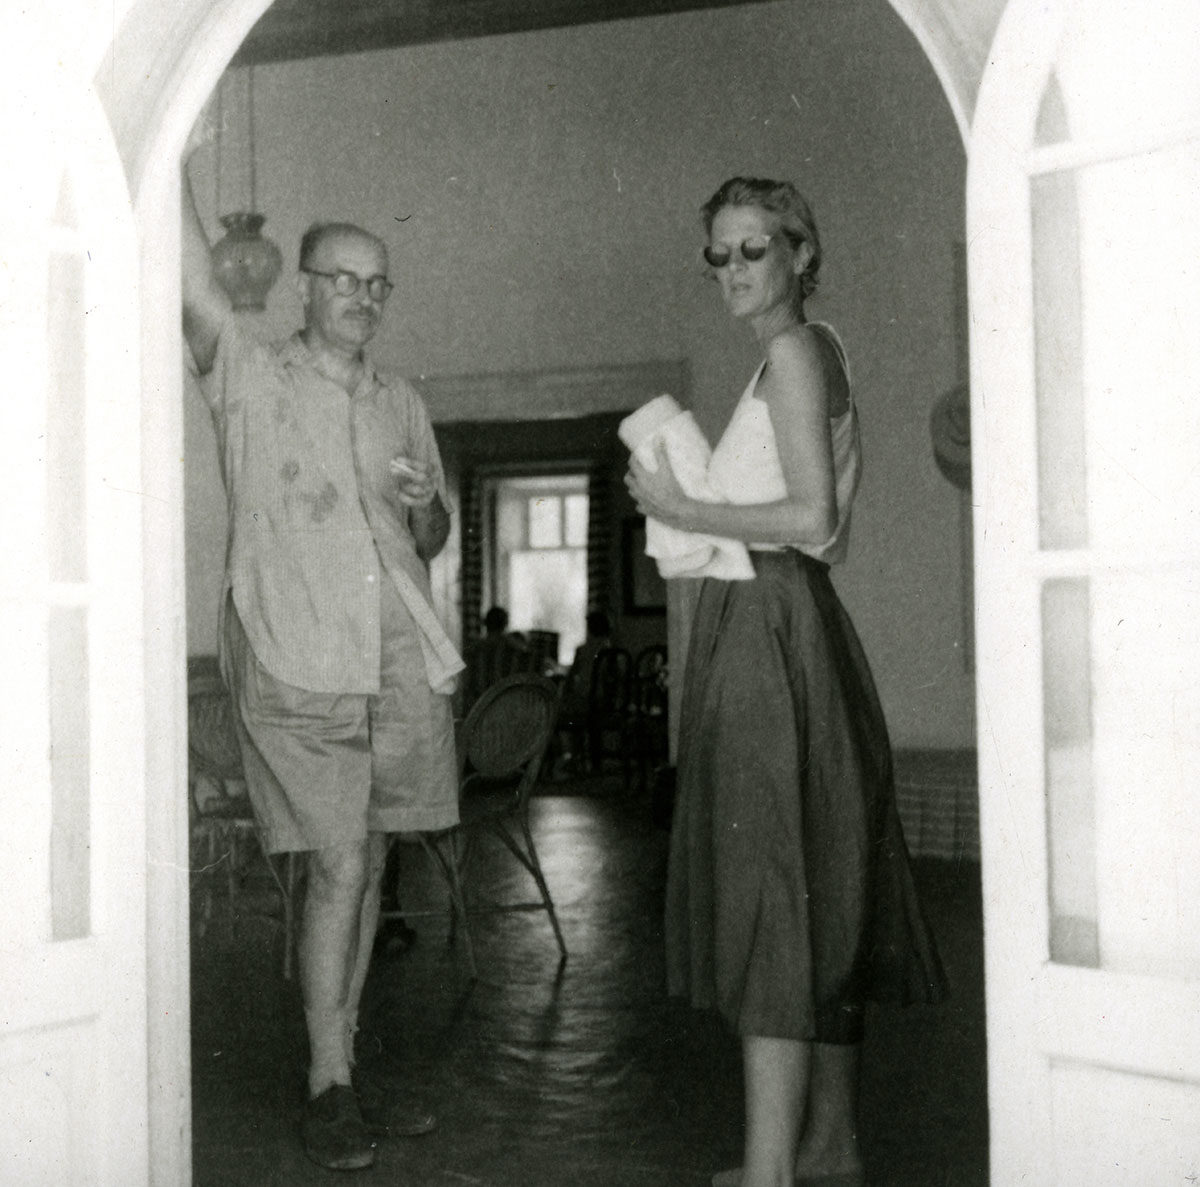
left=210, top=67, right=283, bottom=312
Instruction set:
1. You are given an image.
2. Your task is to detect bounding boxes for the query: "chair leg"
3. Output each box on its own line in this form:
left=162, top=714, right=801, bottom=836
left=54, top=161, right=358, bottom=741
left=255, top=839, right=300, bottom=980
left=195, top=824, right=217, bottom=938
left=224, top=825, right=240, bottom=937
left=491, top=818, right=567, bottom=965
left=520, top=817, right=567, bottom=964
left=444, top=837, right=477, bottom=979
left=282, top=852, right=301, bottom=980
left=416, top=833, right=478, bottom=979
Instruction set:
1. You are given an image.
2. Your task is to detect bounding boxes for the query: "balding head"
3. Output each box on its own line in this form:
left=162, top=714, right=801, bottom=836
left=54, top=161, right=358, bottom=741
left=295, top=223, right=391, bottom=356
left=299, top=222, right=387, bottom=273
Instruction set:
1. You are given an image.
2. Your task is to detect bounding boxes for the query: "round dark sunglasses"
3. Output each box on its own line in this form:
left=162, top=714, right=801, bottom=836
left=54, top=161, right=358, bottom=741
left=302, top=268, right=394, bottom=302
left=702, top=234, right=774, bottom=268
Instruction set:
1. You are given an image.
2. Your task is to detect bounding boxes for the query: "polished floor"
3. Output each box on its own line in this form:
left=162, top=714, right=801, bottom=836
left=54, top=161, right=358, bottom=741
left=190, top=778, right=988, bottom=1186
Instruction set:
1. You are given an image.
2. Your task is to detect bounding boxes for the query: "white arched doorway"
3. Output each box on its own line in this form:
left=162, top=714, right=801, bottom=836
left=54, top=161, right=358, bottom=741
left=4, top=1, right=1198, bottom=1183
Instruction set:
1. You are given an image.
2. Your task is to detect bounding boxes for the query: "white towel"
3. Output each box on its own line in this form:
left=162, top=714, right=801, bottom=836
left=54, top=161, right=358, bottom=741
left=619, top=395, right=754, bottom=581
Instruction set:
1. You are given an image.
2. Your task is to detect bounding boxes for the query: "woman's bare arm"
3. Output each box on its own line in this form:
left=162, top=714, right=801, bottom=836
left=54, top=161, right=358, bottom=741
left=626, top=326, right=842, bottom=547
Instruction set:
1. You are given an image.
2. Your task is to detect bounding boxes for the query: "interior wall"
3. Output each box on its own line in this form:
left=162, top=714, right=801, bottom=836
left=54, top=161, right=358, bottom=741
left=184, top=0, right=973, bottom=747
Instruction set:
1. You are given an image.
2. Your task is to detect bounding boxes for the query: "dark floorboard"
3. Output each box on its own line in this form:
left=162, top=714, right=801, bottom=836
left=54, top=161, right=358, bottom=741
left=191, top=781, right=987, bottom=1185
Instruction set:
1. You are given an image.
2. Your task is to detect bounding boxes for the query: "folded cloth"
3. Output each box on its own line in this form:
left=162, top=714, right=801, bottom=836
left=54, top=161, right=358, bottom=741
left=619, top=395, right=754, bottom=581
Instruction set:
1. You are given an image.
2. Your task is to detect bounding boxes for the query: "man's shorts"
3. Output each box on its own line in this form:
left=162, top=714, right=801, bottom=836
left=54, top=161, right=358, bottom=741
left=222, top=579, right=460, bottom=854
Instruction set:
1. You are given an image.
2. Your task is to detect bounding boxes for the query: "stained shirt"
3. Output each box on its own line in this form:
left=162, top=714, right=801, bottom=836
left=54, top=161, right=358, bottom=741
left=203, top=321, right=448, bottom=694
left=707, top=322, right=861, bottom=565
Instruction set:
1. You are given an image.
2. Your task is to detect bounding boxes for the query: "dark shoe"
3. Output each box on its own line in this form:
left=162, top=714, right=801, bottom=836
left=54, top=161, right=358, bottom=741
left=303, top=1084, right=375, bottom=1170
left=354, top=1071, right=437, bottom=1138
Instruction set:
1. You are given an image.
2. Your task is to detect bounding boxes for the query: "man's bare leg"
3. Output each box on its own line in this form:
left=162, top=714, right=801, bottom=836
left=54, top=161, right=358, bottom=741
left=300, top=839, right=371, bottom=1097
left=342, top=831, right=390, bottom=1067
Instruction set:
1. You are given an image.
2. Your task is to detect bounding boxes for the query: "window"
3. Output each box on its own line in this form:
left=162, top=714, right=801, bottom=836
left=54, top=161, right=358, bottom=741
left=485, top=474, right=589, bottom=664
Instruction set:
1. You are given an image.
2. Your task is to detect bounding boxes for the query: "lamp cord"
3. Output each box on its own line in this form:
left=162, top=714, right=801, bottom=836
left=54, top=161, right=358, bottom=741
left=247, top=65, right=257, bottom=213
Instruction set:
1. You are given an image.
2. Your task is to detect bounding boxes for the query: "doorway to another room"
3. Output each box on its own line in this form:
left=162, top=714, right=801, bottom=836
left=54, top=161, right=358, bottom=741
left=482, top=471, right=590, bottom=667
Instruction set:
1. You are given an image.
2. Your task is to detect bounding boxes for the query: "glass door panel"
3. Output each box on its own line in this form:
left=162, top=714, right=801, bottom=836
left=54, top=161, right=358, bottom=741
left=1091, top=569, right=1200, bottom=980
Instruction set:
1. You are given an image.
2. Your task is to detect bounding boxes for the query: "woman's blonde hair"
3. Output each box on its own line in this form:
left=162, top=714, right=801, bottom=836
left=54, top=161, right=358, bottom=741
left=701, top=177, right=822, bottom=306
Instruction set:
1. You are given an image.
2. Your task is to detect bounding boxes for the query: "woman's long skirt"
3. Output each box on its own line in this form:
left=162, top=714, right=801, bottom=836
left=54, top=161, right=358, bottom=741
left=665, top=550, right=948, bottom=1043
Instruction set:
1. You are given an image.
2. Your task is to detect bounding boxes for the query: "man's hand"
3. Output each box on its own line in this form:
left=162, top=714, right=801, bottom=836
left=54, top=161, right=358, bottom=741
left=389, top=456, right=439, bottom=508
left=184, top=98, right=219, bottom=162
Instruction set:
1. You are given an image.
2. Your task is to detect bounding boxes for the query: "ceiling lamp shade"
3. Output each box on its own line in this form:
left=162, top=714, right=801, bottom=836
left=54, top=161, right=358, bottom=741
left=212, top=212, right=283, bottom=311
left=210, top=66, right=281, bottom=312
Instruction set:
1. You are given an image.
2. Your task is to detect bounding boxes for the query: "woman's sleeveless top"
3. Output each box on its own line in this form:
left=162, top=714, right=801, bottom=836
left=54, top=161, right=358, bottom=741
left=706, top=322, right=861, bottom=565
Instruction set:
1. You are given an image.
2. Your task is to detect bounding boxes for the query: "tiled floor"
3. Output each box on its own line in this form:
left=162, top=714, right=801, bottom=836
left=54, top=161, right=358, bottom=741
left=191, top=779, right=988, bottom=1185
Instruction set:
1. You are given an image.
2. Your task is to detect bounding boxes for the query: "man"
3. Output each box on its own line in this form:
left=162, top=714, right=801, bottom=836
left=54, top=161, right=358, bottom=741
left=182, top=153, right=462, bottom=1170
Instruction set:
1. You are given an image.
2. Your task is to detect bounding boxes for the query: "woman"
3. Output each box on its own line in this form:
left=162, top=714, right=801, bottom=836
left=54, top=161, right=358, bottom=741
left=626, top=177, right=946, bottom=1187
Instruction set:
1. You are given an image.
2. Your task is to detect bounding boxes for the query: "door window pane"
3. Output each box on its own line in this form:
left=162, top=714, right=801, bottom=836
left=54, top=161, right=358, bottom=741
left=46, top=250, right=87, bottom=582
left=1090, top=570, right=1200, bottom=980
left=49, top=605, right=90, bottom=941
left=1031, top=169, right=1087, bottom=550
left=564, top=493, right=588, bottom=548
left=528, top=496, right=562, bottom=549
left=1074, top=144, right=1200, bottom=554
left=487, top=473, right=590, bottom=663
left=1045, top=570, right=1200, bottom=979
left=1043, top=579, right=1097, bottom=967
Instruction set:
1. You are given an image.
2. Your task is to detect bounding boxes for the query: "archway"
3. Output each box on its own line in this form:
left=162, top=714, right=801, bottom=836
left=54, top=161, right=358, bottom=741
left=119, top=9, right=974, bottom=1176
left=9, top=3, right=993, bottom=1184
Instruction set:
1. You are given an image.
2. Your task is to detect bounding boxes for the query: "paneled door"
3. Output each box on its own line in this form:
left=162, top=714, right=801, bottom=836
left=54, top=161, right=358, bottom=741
left=968, top=1, right=1200, bottom=1181
left=0, top=54, right=151, bottom=1186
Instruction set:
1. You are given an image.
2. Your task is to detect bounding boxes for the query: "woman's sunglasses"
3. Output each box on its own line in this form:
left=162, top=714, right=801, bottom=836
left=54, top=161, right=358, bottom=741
left=703, top=234, right=774, bottom=268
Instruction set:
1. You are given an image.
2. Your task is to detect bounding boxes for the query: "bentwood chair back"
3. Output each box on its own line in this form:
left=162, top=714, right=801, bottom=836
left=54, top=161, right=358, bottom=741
left=412, top=673, right=566, bottom=977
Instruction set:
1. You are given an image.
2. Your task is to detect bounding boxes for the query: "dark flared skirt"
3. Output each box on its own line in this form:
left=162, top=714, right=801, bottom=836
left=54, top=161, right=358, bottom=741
left=665, top=550, right=947, bottom=1043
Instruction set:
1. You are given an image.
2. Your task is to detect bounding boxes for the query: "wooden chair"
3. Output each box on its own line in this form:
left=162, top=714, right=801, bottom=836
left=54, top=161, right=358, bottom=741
left=523, top=629, right=561, bottom=675
left=409, top=673, right=566, bottom=978
left=587, top=646, right=634, bottom=788
left=460, top=632, right=539, bottom=715
left=187, top=656, right=301, bottom=978
left=632, top=644, right=669, bottom=790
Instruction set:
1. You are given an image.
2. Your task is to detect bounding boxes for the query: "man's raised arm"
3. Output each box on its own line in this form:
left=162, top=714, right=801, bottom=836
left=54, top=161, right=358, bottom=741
left=181, top=146, right=231, bottom=375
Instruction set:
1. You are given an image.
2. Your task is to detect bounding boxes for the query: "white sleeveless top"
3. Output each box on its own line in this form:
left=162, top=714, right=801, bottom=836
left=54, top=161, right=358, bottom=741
left=706, top=322, right=861, bottom=565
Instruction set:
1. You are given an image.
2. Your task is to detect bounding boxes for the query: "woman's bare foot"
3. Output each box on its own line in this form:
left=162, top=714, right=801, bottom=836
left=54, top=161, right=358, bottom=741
left=717, top=1169, right=865, bottom=1186
left=793, top=1141, right=863, bottom=1182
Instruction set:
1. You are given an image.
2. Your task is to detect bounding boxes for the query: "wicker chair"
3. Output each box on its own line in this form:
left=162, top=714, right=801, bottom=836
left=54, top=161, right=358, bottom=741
left=403, top=673, right=566, bottom=977
left=187, top=656, right=301, bottom=978
left=632, top=644, right=669, bottom=791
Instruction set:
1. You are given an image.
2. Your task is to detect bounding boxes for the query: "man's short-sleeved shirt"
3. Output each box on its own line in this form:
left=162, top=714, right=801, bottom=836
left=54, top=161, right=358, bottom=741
left=204, top=321, right=446, bottom=694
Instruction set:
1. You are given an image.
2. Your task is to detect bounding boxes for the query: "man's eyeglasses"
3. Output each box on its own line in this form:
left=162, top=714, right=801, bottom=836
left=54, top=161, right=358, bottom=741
left=702, top=235, right=775, bottom=268
left=302, top=268, right=394, bottom=302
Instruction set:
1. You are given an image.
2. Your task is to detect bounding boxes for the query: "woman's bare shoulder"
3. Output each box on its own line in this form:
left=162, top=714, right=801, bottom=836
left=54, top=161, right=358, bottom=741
left=760, top=325, right=847, bottom=415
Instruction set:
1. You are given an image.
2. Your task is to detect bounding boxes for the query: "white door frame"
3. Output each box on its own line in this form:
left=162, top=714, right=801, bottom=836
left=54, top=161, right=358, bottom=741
left=0, top=29, right=149, bottom=1185
left=969, top=1, right=1200, bottom=1181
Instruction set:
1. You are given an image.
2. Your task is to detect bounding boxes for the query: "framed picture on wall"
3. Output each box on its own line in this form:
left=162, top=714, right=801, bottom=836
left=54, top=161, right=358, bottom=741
left=622, top=517, right=666, bottom=615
